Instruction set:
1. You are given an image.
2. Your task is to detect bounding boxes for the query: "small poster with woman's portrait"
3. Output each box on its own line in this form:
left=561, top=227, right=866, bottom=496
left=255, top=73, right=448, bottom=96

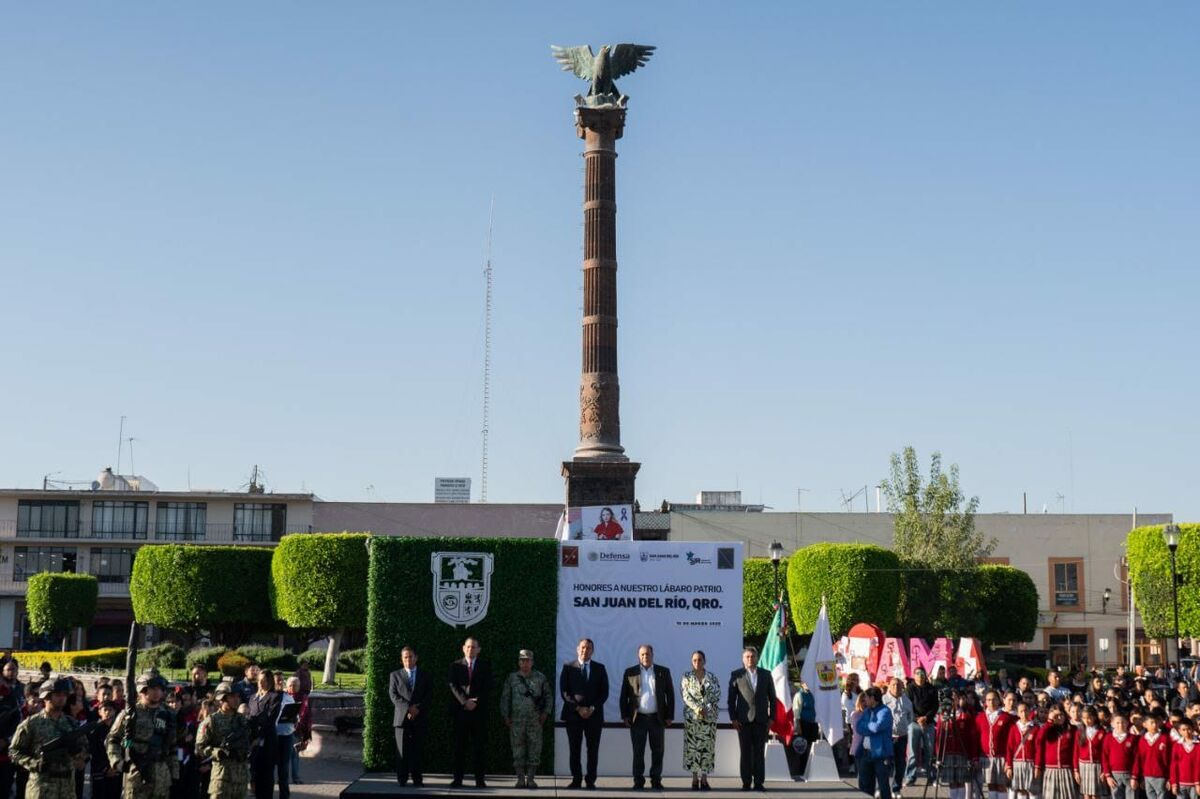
left=564, top=504, right=634, bottom=541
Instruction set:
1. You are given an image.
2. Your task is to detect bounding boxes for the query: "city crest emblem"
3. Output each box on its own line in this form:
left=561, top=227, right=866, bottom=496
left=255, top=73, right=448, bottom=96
left=430, top=552, right=494, bottom=628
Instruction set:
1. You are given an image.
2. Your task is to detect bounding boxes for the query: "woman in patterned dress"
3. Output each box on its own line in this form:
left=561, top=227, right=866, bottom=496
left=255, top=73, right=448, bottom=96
left=680, top=650, right=720, bottom=791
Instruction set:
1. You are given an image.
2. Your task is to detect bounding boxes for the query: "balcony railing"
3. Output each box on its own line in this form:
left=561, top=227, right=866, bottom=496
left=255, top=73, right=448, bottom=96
left=0, top=520, right=312, bottom=543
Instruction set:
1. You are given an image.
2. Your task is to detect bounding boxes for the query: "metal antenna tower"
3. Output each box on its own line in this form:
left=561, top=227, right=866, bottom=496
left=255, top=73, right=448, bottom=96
left=481, top=196, right=494, bottom=503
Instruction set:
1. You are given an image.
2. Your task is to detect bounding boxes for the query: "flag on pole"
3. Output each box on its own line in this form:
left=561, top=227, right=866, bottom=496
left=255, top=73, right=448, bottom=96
left=759, top=600, right=794, bottom=744
left=799, top=599, right=843, bottom=745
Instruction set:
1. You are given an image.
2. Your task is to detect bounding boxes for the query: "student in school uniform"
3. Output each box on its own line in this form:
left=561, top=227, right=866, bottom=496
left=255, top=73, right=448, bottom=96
left=1132, top=713, right=1171, bottom=799
left=935, top=691, right=978, bottom=799
left=1074, top=706, right=1106, bottom=799
left=1101, top=712, right=1137, bottom=799
left=1005, top=700, right=1041, bottom=799
left=1172, top=718, right=1200, bottom=799
left=975, top=690, right=1013, bottom=799
left=1038, top=707, right=1076, bottom=799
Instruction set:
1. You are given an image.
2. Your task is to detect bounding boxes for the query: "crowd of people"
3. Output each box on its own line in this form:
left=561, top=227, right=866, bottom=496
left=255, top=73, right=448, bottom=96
left=389, top=636, right=780, bottom=791
left=0, top=653, right=313, bottom=799
left=816, top=660, right=1200, bottom=799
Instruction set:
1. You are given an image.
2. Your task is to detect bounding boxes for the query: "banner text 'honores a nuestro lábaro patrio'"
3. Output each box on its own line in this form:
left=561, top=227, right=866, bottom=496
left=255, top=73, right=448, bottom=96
left=556, top=541, right=744, bottom=722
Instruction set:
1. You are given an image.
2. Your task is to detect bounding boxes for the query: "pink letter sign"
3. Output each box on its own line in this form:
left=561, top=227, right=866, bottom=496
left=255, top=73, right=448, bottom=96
left=955, top=637, right=987, bottom=680
left=874, top=637, right=911, bottom=684
left=909, top=637, right=952, bottom=677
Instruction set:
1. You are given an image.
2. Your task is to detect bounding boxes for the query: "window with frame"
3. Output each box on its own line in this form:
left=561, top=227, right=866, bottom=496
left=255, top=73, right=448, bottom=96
left=233, top=503, right=287, bottom=542
left=1051, top=559, right=1083, bottom=608
left=91, top=501, right=148, bottom=539
left=16, top=500, right=80, bottom=537
left=13, top=546, right=77, bottom=581
left=89, top=547, right=135, bottom=584
left=155, top=502, right=207, bottom=540
left=1048, top=632, right=1090, bottom=669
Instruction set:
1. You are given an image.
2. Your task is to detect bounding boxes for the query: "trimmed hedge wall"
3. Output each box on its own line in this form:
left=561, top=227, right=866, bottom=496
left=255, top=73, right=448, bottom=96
left=16, top=648, right=126, bottom=670
left=26, top=573, right=98, bottom=636
left=787, top=543, right=900, bottom=636
left=363, top=537, right=557, bottom=773
left=743, top=558, right=788, bottom=638
left=1127, top=523, right=1200, bottom=638
left=271, top=533, right=369, bottom=628
left=975, top=565, right=1039, bottom=645
left=131, top=545, right=275, bottom=637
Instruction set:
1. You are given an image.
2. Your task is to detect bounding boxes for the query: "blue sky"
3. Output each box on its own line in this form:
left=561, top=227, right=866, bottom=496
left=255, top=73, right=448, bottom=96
left=2, top=3, right=1197, bottom=518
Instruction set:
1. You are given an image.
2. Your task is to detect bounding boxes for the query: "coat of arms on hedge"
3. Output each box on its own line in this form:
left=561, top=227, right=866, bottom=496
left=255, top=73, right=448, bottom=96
left=430, top=552, right=494, bottom=628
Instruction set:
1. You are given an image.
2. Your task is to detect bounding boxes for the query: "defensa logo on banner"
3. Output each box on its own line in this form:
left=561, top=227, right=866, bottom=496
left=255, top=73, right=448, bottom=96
left=430, top=552, right=494, bottom=627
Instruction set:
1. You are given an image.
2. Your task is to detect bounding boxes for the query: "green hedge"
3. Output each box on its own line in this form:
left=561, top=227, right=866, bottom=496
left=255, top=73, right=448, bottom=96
left=363, top=537, right=557, bottom=773
left=976, top=565, right=1039, bottom=645
left=271, top=533, right=369, bottom=628
left=338, top=647, right=367, bottom=674
left=187, top=646, right=230, bottom=671
left=1127, top=524, right=1200, bottom=638
left=298, top=648, right=326, bottom=670
left=237, top=645, right=297, bottom=670
left=137, top=643, right=186, bottom=670
left=788, top=543, right=900, bottom=636
left=26, top=573, right=98, bottom=636
left=131, top=545, right=276, bottom=639
left=743, top=558, right=788, bottom=638
left=16, top=648, right=127, bottom=670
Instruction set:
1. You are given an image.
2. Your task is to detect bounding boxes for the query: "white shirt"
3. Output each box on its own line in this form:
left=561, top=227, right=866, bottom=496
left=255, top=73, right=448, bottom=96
left=638, top=666, right=658, bottom=714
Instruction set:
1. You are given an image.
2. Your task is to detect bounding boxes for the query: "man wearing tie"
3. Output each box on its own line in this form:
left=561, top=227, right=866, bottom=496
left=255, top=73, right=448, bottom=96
left=448, top=637, right=491, bottom=788
left=728, top=646, right=777, bottom=791
left=619, top=644, right=675, bottom=790
left=388, top=646, right=432, bottom=787
left=558, top=638, right=609, bottom=789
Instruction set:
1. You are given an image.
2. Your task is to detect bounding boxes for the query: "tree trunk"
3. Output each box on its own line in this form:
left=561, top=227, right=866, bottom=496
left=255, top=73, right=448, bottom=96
left=61, top=633, right=68, bottom=652
left=323, top=628, right=343, bottom=685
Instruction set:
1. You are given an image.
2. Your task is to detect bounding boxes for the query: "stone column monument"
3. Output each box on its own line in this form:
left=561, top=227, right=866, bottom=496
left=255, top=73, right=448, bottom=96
left=551, top=43, right=655, bottom=510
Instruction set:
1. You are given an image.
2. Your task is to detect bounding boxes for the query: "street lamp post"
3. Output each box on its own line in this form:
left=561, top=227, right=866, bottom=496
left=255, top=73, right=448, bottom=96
left=1163, top=523, right=1182, bottom=657
left=769, top=541, right=784, bottom=604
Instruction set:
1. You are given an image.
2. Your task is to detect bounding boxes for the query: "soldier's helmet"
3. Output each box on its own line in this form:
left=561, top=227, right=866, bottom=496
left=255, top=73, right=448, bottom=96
left=214, top=683, right=237, bottom=701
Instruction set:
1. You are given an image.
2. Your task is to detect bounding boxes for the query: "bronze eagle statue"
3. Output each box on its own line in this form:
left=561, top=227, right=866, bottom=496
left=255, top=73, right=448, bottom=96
left=551, top=43, right=656, bottom=107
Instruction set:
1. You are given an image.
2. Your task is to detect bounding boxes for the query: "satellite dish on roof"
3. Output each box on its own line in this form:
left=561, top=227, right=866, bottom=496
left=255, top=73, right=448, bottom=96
left=91, top=481, right=101, bottom=491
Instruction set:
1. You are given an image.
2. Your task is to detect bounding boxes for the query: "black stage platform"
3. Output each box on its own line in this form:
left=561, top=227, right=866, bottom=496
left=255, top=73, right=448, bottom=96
left=340, top=774, right=865, bottom=799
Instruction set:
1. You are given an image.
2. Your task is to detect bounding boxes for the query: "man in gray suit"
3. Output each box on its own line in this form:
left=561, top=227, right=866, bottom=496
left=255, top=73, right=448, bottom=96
left=728, top=646, right=777, bottom=791
left=388, top=646, right=432, bottom=787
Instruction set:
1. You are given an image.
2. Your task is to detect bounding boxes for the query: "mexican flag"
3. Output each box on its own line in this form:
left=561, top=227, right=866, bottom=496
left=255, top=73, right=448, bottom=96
left=760, top=601, right=794, bottom=744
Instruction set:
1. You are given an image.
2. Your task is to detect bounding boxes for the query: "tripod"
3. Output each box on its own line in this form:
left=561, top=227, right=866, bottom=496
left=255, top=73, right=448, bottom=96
left=922, top=705, right=973, bottom=799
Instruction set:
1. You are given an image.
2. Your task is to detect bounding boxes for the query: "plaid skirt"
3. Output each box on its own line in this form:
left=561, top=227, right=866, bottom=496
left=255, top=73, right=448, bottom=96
left=1078, top=762, right=1106, bottom=796
left=980, top=755, right=1008, bottom=786
left=1043, top=766, right=1078, bottom=799
left=938, top=753, right=972, bottom=786
left=1010, top=760, right=1041, bottom=793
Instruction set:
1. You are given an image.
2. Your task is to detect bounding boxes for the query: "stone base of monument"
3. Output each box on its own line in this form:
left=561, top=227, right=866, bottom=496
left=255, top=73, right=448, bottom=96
left=340, top=773, right=863, bottom=798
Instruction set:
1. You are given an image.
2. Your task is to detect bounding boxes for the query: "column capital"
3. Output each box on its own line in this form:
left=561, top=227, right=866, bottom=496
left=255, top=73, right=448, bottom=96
left=575, top=106, right=625, bottom=141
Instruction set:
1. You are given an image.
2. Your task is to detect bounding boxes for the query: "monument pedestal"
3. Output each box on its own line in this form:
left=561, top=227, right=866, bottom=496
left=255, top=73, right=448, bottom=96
left=562, top=459, right=640, bottom=508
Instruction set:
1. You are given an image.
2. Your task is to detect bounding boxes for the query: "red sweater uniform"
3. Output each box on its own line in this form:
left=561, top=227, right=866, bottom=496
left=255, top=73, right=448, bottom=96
left=1038, top=725, right=1076, bottom=770
left=1172, top=741, right=1200, bottom=788
left=1101, top=732, right=1137, bottom=777
left=1134, top=733, right=1172, bottom=780
left=1006, top=722, right=1041, bottom=768
left=936, top=711, right=980, bottom=760
left=1074, top=728, right=1105, bottom=770
left=977, top=711, right=1014, bottom=761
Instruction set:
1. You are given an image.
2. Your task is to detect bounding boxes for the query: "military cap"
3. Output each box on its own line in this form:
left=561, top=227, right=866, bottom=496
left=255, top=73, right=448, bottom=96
left=39, top=678, right=71, bottom=698
left=136, top=673, right=169, bottom=692
left=518, top=650, right=534, bottom=660
left=214, top=682, right=234, bottom=699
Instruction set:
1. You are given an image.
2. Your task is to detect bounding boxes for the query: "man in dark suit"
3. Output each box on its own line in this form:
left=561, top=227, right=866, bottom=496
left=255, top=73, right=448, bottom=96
left=618, top=644, right=675, bottom=790
left=728, top=645, right=777, bottom=791
left=558, top=638, right=609, bottom=789
left=448, top=637, right=491, bottom=788
left=388, top=646, right=432, bottom=787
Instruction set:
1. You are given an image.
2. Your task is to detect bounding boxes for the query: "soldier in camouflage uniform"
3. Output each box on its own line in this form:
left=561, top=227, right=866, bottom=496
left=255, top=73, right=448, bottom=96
left=195, top=684, right=251, bottom=799
left=107, top=673, right=178, bottom=799
left=9, top=679, right=88, bottom=799
left=500, top=649, right=553, bottom=789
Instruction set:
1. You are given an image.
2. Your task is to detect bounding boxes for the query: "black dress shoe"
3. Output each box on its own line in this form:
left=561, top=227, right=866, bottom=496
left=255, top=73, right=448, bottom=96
left=651, top=780, right=664, bottom=790
left=476, top=779, right=488, bottom=788
left=449, top=778, right=463, bottom=788
left=396, top=777, right=407, bottom=787
left=633, top=783, right=644, bottom=790
left=585, top=783, right=597, bottom=790
left=412, top=780, right=423, bottom=787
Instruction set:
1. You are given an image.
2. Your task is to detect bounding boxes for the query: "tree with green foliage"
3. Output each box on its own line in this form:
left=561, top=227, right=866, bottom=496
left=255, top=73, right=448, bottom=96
left=882, top=446, right=995, bottom=639
left=743, top=558, right=788, bottom=638
left=26, top=573, right=98, bottom=651
left=975, top=565, right=1039, bottom=646
left=787, top=543, right=900, bottom=636
left=1126, top=523, right=1200, bottom=639
left=130, top=545, right=276, bottom=643
left=271, top=532, right=369, bottom=684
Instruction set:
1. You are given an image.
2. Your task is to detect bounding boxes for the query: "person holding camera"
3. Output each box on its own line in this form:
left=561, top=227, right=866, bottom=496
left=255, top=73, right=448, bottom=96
left=501, top=649, right=553, bottom=789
